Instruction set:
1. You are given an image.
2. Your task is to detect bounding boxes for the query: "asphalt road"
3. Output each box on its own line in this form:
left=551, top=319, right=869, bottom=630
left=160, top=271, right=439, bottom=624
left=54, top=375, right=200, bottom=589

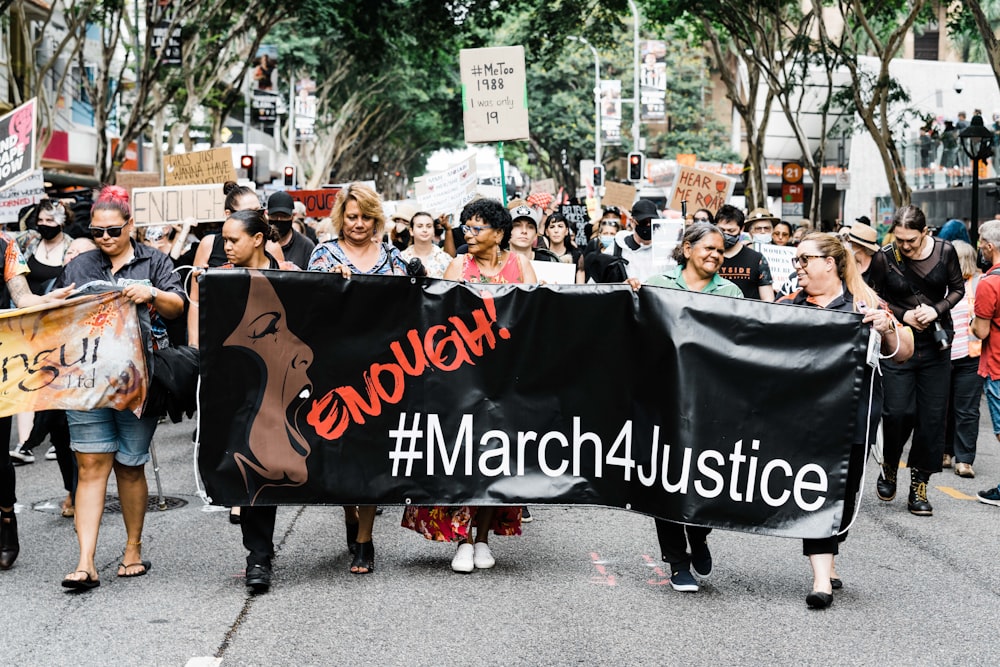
left=3, top=411, right=1000, bottom=666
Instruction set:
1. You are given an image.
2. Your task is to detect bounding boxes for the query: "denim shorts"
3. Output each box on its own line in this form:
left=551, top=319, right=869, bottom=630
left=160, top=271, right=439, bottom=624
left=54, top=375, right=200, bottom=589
left=67, top=408, right=158, bottom=466
left=984, top=378, right=1000, bottom=436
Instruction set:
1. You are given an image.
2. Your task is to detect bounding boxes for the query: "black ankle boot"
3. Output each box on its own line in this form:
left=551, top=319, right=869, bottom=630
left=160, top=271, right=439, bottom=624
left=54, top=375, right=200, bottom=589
left=0, top=511, right=19, bottom=570
left=876, top=464, right=897, bottom=501
left=908, top=469, right=933, bottom=516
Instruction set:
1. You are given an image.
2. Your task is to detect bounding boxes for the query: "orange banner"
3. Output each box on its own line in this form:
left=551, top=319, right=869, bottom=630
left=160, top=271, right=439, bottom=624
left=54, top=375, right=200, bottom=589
left=0, top=292, right=148, bottom=418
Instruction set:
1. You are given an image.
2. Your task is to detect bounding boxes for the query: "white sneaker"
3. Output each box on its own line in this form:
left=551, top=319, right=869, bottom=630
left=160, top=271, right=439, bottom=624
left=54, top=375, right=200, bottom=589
left=9, top=447, right=34, bottom=464
left=473, top=542, right=495, bottom=569
left=451, top=543, right=474, bottom=573
left=44, top=446, right=57, bottom=461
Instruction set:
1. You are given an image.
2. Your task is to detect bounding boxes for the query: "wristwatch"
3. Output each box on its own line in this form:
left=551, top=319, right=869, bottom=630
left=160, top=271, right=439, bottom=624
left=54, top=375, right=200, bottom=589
left=149, top=286, right=159, bottom=300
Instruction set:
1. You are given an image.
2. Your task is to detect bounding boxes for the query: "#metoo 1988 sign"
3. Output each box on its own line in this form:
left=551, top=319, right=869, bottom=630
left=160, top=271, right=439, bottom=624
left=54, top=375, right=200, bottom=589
left=460, top=46, right=529, bottom=143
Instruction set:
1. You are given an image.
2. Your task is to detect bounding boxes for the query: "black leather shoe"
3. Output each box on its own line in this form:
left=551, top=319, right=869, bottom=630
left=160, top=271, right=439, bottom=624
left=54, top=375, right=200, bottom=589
left=876, top=465, right=897, bottom=502
left=350, top=540, right=375, bottom=574
left=0, top=511, right=19, bottom=570
left=245, top=563, right=272, bottom=593
left=830, top=577, right=843, bottom=590
left=806, top=591, right=833, bottom=609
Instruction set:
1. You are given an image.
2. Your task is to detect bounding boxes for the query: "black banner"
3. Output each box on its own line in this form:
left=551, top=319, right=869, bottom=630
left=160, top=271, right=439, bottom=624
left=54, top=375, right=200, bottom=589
left=198, top=270, right=872, bottom=539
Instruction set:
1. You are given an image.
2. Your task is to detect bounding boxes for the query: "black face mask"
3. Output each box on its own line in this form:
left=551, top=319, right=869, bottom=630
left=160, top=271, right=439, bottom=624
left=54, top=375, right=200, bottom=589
left=722, top=231, right=741, bottom=249
left=978, top=248, right=994, bottom=273
left=272, top=220, right=293, bottom=239
left=37, top=224, right=62, bottom=241
left=635, top=223, right=652, bottom=241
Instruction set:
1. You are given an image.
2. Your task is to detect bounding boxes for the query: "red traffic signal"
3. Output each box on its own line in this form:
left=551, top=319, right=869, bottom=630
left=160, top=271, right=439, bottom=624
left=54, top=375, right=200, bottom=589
left=283, top=165, right=295, bottom=187
left=627, top=152, right=644, bottom=182
left=593, top=165, right=604, bottom=187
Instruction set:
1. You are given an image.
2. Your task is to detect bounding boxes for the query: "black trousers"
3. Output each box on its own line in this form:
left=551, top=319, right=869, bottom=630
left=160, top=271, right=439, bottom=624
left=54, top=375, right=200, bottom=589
left=241, top=505, right=277, bottom=569
left=881, top=345, right=951, bottom=473
left=23, top=410, right=76, bottom=497
left=802, top=532, right=847, bottom=556
left=654, top=518, right=711, bottom=570
left=0, top=416, right=13, bottom=507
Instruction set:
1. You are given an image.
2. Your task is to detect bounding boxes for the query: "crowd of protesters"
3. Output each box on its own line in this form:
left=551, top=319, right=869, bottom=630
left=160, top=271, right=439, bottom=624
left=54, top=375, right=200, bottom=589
left=2, top=180, right=1000, bottom=612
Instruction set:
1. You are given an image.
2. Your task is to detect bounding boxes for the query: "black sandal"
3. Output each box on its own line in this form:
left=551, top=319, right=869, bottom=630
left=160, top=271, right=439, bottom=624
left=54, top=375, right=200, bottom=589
left=345, top=521, right=359, bottom=555
left=350, top=540, right=374, bottom=574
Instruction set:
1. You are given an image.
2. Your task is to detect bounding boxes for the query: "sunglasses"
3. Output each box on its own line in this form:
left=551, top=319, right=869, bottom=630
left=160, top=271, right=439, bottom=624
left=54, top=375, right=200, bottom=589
left=791, top=254, right=827, bottom=268
left=89, top=224, right=128, bottom=239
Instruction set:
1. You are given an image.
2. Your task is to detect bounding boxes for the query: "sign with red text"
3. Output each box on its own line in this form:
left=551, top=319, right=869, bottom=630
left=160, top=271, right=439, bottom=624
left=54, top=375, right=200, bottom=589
left=198, top=270, right=874, bottom=540
left=0, top=99, right=36, bottom=193
left=668, top=165, right=734, bottom=214
left=460, top=46, right=529, bottom=143
left=0, top=169, right=44, bottom=224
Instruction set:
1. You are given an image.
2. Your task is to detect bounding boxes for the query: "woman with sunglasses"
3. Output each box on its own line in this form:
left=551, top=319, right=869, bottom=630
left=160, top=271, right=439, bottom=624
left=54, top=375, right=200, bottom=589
left=779, top=232, right=912, bottom=607
left=402, top=198, right=536, bottom=574
left=867, top=205, right=964, bottom=516
left=55, top=186, right=186, bottom=590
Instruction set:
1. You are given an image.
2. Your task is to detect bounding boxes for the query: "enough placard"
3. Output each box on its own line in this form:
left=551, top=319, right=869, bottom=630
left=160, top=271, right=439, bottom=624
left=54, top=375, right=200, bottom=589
left=668, top=166, right=734, bottom=214
left=287, top=189, right=341, bottom=218
left=132, top=184, right=227, bottom=225
left=460, top=46, right=529, bottom=143
left=164, top=147, right=236, bottom=186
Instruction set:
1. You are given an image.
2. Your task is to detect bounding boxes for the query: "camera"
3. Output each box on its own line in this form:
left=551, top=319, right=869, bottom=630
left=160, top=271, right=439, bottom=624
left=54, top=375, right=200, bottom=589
left=933, top=322, right=951, bottom=350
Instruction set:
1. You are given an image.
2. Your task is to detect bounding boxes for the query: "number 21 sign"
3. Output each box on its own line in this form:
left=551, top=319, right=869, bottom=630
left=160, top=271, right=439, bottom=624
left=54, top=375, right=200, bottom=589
left=460, top=46, right=529, bottom=143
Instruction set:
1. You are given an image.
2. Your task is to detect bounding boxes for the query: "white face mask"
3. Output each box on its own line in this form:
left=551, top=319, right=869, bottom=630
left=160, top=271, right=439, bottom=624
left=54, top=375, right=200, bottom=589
left=752, top=233, right=772, bottom=245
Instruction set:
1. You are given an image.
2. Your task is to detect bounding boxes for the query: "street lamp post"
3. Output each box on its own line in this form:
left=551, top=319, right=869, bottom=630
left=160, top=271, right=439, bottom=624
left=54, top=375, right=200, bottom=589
left=628, top=0, right=641, bottom=153
left=568, top=36, right=601, bottom=209
left=959, top=114, right=994, bottom=245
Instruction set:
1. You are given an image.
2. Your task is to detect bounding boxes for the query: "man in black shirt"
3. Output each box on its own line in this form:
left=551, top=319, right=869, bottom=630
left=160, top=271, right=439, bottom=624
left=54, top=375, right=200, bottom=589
left=715, top=205, right=774, bottom=301
left=267, top=191, right=315, bottom=269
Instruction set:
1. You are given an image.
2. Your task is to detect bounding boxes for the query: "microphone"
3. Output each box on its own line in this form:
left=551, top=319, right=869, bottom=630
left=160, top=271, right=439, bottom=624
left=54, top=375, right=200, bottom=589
left=406, top=257, right=427, bottom=277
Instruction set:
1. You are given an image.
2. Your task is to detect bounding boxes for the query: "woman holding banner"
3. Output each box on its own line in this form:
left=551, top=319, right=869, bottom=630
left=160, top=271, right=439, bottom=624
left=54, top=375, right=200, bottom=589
left=56, top=186, right=186, bottom=590
left=778, top=232, right=912, bottom=608
left=402, top=198, right=536, bottom=574
left=627, top=222, right=741, bottom=594
left=308, top=183, right=408, bottom=575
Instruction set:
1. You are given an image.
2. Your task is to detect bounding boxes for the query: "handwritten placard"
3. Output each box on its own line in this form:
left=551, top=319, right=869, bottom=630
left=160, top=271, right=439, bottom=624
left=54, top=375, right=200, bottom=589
left=164, top=147, right=236, bottom=186
left=668, top=166, right=734, bottom=214
left=415, top=155, right=478, bottom=218
left=132, top=184, right=227, bottom=225
left=460, top=46, right=529, bottom=143
left=0, top=169, right=44, bottom=224
left=0, top=99, right=36, bottom=193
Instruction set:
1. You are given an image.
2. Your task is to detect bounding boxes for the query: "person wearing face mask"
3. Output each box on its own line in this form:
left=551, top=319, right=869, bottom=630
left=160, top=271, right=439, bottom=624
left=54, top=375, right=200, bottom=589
left=606, top=199, right=660, bottom=281
left=745, top=207, right=777, bottom=246
left=714, top=204, right=775, bottom=301
left=266, top=191, right=315, bottom=269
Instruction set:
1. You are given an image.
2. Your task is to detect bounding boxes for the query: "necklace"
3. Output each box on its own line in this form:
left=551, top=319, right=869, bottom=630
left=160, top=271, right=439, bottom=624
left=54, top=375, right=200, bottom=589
left=38, top=237, right=63, bottom=262
left=473, top=250, right=503, bottom=277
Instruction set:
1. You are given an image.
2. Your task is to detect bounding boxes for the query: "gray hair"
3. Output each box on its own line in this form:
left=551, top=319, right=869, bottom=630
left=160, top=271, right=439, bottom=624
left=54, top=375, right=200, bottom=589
left=980, top=220, right=1000, bottom=247
left=673, top=222, right=724, bottom=266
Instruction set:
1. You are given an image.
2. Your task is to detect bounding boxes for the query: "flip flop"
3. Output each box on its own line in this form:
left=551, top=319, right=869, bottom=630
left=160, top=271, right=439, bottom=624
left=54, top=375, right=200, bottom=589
left=117, top=560, right=151, bottom=578
left=62, top=571, right=100, bottom=590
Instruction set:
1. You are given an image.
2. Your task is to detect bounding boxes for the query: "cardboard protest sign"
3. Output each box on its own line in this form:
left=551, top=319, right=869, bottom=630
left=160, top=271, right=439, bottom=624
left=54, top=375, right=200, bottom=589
left=287, top=189, right=342, bottom=218
left=0, top=99, right=36, bottom=192
left=460, top=46, right=529, bottom=143
left=668, top=166, right=734, bottom=214
left=132, top=184, right=227, bottom=226
left=0, top=291, right=148, bottom=418
left=530, top=178, right=556, bottom=196
left=164, top=147, right=236, bottom=186
left=0, top=169, right=44, bottom=224
left=115, top=172, right=161, bottom=200
left=602, top=181, right=637, bottom=213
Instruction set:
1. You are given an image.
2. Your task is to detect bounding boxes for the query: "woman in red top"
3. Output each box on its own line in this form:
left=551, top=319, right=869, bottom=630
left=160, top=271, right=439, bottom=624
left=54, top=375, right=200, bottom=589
left=403, top=199, right=536, bottom=573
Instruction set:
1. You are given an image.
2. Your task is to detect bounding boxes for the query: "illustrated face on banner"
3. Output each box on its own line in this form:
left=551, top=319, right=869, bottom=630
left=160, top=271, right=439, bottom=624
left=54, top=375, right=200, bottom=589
left=224, top=271, right=314, bottom=500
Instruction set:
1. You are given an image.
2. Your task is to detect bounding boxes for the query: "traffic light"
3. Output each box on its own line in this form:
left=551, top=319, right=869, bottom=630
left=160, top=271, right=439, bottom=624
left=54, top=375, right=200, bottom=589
left=283, top=165, right=295, bottom=187
left=593, top=165, right=604, bottom=187
left=628, top=152, right=644, bottom=182
left=240, top=154, right=254, bottom=180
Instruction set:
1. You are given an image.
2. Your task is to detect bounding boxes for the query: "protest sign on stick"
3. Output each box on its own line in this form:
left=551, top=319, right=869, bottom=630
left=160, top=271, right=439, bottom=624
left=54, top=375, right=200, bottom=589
left=164, top=147, right=237, bottom=186
left=0, top=99, right=36, bottom=193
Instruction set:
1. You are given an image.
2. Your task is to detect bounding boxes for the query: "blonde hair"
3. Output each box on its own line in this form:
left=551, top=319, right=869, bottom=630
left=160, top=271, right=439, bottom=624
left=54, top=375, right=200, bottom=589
left=951, top=240, right=978, bottom=280
left=331, top=183, right=385, bottom=241
left=801, top=231, right=878, bottom=312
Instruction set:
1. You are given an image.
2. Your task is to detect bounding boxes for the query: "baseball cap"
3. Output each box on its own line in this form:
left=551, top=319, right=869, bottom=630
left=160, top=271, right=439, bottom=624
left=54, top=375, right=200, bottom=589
left=507, top=199, right=542, bottom=227
left=631, top=199, right=658, bottom=224
left=267, top=191, right=295, bottom=216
